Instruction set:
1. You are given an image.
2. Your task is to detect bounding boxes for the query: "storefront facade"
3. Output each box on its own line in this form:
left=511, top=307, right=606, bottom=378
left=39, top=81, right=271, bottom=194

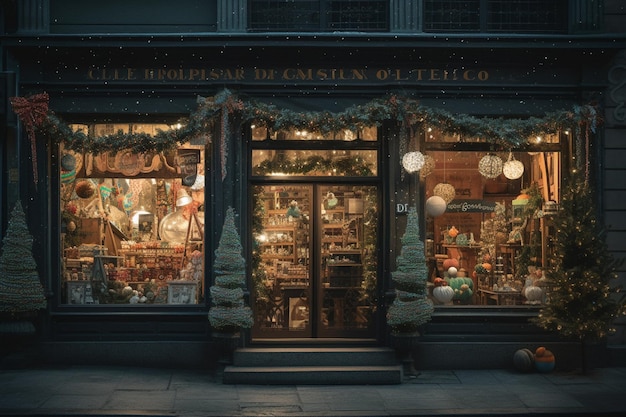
left=1, top=1, right=625, bottom=370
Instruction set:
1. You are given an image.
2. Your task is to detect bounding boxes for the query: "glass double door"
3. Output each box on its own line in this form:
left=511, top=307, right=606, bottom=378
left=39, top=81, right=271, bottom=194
left=251, top=184, right=378, bottom=339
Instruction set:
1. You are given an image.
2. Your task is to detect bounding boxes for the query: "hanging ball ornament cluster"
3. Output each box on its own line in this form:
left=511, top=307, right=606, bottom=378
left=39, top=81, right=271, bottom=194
left=433, top=183, right=456, bottom=204
left=401, top=151, right=425, bottom=173
left=503, top=152, right=525, bottom=180
left=478, top=154, right=504, bottom=178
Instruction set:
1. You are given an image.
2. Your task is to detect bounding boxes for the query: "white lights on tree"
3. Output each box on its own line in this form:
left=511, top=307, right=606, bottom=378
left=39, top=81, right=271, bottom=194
left=502, top=152, right=525, bottom=180
left=425, top=196, right=447, bottom=217
left=478, top=154, right=503, bottom=178
left=433, top=183, right=456, bottom=204
left=401, top=151, right=425, bottom=173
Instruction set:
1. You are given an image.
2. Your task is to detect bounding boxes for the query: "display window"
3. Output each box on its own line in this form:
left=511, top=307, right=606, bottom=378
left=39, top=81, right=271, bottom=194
left=59, top=123, right=205, bottom=305
left=421, top=129, right=564, bottom=307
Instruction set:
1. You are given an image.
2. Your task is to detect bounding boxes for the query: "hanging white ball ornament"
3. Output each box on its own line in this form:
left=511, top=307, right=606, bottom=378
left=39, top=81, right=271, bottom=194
left=425, top=196, right=447, bottom=217
left=402, top=151, right=425, bottom=173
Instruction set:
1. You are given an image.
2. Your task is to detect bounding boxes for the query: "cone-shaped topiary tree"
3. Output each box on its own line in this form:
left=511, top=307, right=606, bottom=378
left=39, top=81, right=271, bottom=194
left=0, top=201, right=47, bottom=317
left=533, top=171, right=625, bottom=373
left=208, top=207, right=253, bottom=333
left=387, top=207, right=434, bottom=334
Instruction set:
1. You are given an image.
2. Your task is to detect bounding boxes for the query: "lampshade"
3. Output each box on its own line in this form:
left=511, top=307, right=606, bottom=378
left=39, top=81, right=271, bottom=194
left=425, top=196, right=447, bottom=217
left=176, top=189, right=193, bottom=207
left=502, top=153, right=524, bottom=180
left=478, top=154, right=503, bottom=178
left=401, top=151, right=425, bottom=173
left=433, top=183, right=456, bottom=204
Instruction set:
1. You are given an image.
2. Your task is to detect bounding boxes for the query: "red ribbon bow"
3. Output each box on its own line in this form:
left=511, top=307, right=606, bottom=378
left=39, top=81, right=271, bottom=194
left=10, top=92, right=50, bottom=186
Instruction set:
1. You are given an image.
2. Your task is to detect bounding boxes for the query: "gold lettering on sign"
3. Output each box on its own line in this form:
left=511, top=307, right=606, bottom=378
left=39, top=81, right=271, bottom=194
left=85, top=67, right=490, bottom=83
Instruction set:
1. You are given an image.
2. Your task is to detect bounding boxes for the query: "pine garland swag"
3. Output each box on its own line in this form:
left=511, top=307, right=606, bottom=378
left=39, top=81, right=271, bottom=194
left=0, top=201, right=47, bottom=314
left=13, top=89, right=601, bottom=156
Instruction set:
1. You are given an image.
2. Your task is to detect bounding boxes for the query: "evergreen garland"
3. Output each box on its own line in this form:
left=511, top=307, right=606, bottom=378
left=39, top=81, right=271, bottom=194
left=533, top=171, right=625, bottom=344
left=387, top=207, right=434, bottom=334
left=0, top=202, right=47, bottom=315
left=22, top=89, right=598, bottom=155
left=208, top=207, right=254, bottom=332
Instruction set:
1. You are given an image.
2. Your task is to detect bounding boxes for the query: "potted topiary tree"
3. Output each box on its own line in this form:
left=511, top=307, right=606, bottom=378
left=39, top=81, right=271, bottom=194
left=532, top=171, right=625, bottom=374
left=387, top=206, right=434, bottom=377
left=208, top=207, right=254, bottom=364
left=0, top=201, right=48, bottom=364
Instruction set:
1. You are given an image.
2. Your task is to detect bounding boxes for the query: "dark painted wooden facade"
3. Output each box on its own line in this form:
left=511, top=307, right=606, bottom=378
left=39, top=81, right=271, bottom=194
left=1, top=0, right=625, bottom=369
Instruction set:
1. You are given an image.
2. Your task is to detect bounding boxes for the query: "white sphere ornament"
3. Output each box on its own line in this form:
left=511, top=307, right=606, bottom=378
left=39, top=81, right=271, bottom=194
left=503, top=153, right=524, bottom=180
left=478, top=154, right=503, bottom=178
left=402, top=151, right=425, bottom=173
left=433, top=183, right=456, bottom=204
left=425, top=196, right=447, bottom=217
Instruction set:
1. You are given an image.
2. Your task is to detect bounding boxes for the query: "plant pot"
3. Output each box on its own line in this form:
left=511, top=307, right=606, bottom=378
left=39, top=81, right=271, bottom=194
left=212, top=330, right=241, bottom=365
left=390, top=332, right=421, bottom=378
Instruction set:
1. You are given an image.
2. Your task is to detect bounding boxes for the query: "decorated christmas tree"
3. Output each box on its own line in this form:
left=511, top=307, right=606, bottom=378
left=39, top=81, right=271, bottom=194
left=208, top=207, right=253, bottom=333
left=387, top=207, right=434, bottom=334
left=476, top=202, right=508, bottom=272
left=0, top=201, right=47, bottom=316
left=533, top=171, right=625, bottom=372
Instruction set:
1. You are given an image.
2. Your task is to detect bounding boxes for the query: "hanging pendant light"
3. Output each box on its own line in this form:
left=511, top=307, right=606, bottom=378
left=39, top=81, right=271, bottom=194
left=419, top=154, right=435, bottom=179
left=433, top=183, right=456, bottom=204
left=503, top=152, right=524, bottom=180
left=433, top=153, right=455, bottom=203
left=401, top=151, right=425, bottom=173
left=478, top=153, right=503, bottom=179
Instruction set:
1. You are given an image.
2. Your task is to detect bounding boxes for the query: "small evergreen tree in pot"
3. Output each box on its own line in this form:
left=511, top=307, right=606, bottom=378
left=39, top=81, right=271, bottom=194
left=208, top=207, right=253, bottom=334
left=387, top=207, right=434, bottom=376
left=0, top=201, right=47, bottom=364
left=0, top=201, right=47, bottom=323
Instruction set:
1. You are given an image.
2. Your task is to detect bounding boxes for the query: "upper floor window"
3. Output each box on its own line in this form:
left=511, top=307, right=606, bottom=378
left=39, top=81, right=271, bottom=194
left=423, top=0, right=568, bottom=33
left=248, top=0, right=388, bottom=32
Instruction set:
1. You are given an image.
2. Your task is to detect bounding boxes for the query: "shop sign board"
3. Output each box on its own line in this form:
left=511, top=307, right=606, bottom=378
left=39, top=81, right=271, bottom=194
left=446, top=200, right=497, bottom=213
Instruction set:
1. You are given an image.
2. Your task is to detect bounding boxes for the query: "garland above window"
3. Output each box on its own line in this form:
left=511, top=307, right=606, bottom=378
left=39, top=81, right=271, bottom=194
left=11, top=89, right=599, bottom=182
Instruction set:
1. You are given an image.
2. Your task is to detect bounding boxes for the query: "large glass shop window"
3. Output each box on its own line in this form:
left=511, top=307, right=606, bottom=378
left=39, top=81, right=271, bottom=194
left=59, top=124, right=205, bottom=305
left=423, top=132, right=561, bottom=307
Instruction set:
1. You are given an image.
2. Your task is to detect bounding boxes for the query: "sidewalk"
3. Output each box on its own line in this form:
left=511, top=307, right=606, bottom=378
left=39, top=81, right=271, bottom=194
left=1, top=364, right=625, bottom=416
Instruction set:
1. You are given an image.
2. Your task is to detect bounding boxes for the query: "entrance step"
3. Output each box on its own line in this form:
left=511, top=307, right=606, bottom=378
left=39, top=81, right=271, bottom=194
left=222, top=347, right=402, bottom=384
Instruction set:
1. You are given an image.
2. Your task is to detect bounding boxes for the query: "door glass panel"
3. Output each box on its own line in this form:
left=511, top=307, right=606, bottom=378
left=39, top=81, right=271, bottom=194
left=319, top=185, right=378, bottom=337
left=252, top=185, right=312, bottom=337
left=251, top=184, right=378, bottom=339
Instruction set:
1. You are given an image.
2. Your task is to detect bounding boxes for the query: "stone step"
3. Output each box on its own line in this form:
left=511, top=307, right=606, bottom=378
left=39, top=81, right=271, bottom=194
left=232, top=347, right=398, bottom=367
left=222, top=365, right=403, bottom=385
